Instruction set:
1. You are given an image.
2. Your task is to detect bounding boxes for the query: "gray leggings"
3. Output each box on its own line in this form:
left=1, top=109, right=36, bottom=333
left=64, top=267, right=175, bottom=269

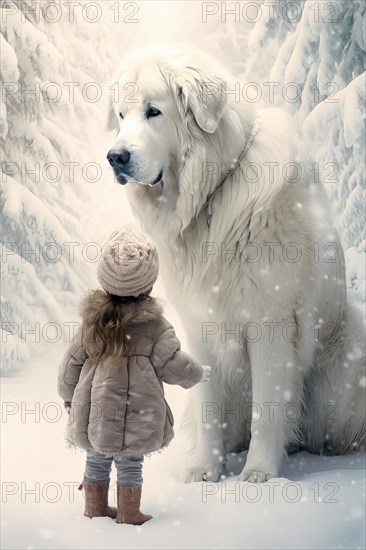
left=84, top=450, right=144, bottom=485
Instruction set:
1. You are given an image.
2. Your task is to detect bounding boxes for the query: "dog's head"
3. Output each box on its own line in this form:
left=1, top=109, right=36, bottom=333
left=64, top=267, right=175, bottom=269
left=106, top=45, right=227, bottom=206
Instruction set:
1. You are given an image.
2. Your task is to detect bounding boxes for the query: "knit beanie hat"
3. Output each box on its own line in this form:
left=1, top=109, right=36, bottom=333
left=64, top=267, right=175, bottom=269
left=97, top=226, right=159, bottom=297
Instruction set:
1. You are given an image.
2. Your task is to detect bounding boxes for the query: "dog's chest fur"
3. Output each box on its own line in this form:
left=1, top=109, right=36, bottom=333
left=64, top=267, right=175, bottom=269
left=161, top=186, right=310, bottom=321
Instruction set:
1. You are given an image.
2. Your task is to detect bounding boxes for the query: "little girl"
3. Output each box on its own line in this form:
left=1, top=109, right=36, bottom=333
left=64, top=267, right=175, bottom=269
left=58, top=226, right=211, bottom=525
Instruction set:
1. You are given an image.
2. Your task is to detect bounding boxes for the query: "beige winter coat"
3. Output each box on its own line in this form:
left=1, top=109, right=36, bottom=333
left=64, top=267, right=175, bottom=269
left=58, top=296, right=204, bottom=457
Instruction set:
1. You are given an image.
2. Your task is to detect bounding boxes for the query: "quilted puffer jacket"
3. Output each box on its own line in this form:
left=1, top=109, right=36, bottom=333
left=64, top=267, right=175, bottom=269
left=58, top=294, right=204, bottom=456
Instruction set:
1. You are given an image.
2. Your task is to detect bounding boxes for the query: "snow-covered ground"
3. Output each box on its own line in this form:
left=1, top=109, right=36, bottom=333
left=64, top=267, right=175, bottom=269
left=2, top=338, right=365, bottom=550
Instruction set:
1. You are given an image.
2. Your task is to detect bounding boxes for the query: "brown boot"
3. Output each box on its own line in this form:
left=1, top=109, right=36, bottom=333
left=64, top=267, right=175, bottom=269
left=80, top=480, right=117, bottom=519
left=116, top=485, right=152, bottom=525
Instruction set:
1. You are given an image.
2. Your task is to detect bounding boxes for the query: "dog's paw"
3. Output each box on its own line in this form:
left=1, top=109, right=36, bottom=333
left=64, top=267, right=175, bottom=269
left=182, top=464, right=223, bottom=483
left=238, top=470, right=273, bottom=483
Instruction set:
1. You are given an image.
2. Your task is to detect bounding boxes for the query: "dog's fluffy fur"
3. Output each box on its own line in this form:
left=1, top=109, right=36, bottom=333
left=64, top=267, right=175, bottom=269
left=106, top=45, right=365, bottom=482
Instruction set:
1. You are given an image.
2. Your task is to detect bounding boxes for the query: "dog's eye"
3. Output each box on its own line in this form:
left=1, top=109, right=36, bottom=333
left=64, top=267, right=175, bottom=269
left=119, top=112, right=124, bottom=120
left=146, top=106, right=161, bottom=118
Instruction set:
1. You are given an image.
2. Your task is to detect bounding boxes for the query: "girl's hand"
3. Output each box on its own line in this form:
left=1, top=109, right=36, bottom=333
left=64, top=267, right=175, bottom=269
left=201, top=365, right=211, bottom=382
left=64, top=401, right=72, bottom=414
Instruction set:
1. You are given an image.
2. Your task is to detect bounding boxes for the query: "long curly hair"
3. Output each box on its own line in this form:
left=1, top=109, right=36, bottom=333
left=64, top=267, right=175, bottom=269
left=80, top=288, right=153, bottom=366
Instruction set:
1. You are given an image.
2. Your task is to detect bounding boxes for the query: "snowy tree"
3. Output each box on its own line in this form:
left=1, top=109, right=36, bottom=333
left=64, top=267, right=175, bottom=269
left=304, top=73, right=366, bottom=299
left=245, top=0, right=366, bottom=301
left=0, top=0, right=135, bottom=374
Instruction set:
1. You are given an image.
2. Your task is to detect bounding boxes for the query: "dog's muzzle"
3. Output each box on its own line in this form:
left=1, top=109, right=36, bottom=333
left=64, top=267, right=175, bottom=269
left=107, top=149, right=163, bottom=186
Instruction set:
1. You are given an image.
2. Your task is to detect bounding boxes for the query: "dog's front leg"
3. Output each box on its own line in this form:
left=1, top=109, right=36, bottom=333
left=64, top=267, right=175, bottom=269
left=238, top=320, right=302, bottom=483
left=181, top=377, right=226, bottom=483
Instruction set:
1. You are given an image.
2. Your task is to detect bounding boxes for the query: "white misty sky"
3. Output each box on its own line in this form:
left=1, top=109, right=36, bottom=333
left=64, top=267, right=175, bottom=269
left=123, top=1, right=214, bottom=43
left=106, top=0, right=254, bottom=61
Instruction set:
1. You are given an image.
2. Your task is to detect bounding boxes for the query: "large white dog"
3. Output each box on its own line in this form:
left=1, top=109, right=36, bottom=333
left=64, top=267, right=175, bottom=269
left=106, top=45, right=365, bottom=483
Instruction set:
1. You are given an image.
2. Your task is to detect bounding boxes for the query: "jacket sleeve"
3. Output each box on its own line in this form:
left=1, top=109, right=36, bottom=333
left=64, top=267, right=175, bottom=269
left=57, top=327, right=87, bottom=401
left=150, top=325, right=204, bottom=389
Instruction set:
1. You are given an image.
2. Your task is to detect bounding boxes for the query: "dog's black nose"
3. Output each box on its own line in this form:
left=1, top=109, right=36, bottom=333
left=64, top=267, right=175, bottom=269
left=107, top=149, right=130, bottom=166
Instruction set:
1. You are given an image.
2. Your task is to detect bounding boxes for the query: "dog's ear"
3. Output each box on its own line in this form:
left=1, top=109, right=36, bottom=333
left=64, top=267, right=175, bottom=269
left=105, top=92, right=119, bottom=132
left=161, top=63, right=226, bottom=133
